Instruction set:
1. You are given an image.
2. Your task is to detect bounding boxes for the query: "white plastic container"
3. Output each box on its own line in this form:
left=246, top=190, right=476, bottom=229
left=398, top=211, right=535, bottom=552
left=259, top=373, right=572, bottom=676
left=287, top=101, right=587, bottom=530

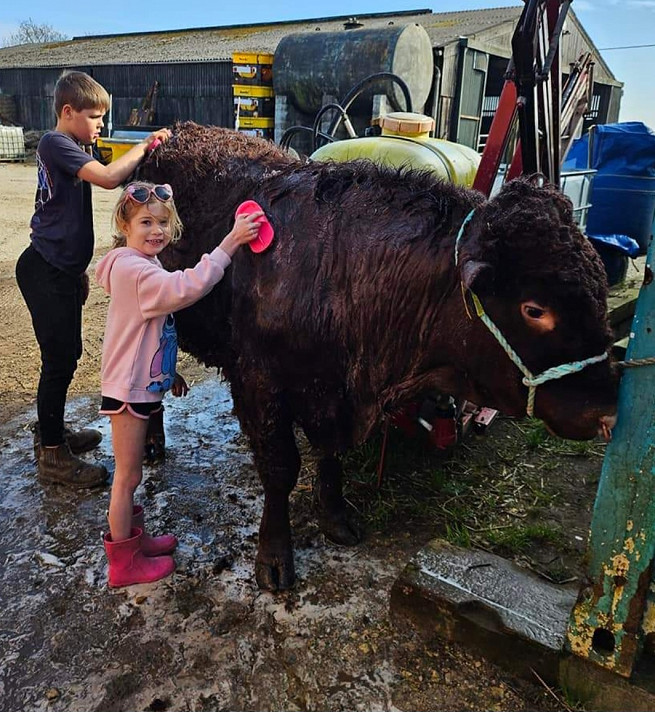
left=0, top=126, right=26, bottom=161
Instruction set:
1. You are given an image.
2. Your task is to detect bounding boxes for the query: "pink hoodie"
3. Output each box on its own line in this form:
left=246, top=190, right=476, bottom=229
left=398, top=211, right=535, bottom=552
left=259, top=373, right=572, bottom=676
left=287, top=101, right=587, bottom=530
left=95, top=245, right=231, bottom=403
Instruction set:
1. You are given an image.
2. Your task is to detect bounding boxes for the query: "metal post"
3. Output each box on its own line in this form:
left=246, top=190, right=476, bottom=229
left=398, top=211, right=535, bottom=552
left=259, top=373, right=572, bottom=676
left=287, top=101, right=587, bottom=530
left=566, top=237, right=655, bottom=677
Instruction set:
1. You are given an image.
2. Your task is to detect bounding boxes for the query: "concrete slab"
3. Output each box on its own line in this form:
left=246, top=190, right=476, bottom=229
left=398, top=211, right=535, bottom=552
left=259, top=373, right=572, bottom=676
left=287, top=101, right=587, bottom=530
left=390, top=539, right=578, bottom=682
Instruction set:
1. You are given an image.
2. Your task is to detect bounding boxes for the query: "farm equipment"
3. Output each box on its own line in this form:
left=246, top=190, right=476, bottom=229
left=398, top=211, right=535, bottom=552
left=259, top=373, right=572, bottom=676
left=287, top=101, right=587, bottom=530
left=96, top=81, right=162, bottom=163
left=127, top=80, right=160, bottom=127
left=472, top=0, right=594, bottom=195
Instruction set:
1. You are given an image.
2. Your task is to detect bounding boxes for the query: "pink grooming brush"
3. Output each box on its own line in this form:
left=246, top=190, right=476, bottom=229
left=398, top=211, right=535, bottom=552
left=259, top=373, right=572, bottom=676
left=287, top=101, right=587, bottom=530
left=234, top=200, right=274, bottom=253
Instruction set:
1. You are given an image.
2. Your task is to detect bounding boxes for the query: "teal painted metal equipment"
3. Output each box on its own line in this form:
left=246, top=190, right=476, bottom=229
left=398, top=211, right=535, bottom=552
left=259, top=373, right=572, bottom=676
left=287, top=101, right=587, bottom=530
left=566, top=234, right=655, bottom=677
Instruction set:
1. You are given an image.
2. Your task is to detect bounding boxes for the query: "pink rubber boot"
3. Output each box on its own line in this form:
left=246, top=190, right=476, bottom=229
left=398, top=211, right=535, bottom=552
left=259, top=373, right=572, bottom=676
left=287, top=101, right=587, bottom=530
left=132, top=505, right=178, bottom=556
left=104, top=528, right=175, bottom=588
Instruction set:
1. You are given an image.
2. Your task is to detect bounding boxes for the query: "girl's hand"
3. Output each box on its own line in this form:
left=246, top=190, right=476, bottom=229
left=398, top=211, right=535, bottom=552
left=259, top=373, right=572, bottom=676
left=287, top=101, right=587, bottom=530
left=219, top=212, right=264, bottom=256
left=233, top=212, right=264, bottom=244
left=171, top=372, right=189, bottom=397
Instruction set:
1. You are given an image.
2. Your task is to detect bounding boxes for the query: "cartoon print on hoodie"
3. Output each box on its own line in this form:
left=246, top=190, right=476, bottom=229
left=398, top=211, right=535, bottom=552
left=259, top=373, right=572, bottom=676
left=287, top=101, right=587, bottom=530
left=147, top=314, right=178, bottom=393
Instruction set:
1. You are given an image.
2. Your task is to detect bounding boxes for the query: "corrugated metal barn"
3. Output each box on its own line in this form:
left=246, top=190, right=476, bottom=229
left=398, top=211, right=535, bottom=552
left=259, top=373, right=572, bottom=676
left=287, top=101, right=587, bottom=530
left=0, top=63, right=235, bottom=130
left=0, top=6, right=622, bottom=151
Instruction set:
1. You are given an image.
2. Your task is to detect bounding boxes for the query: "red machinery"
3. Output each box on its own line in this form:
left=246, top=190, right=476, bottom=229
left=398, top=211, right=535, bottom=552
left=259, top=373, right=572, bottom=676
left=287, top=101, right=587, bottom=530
left=474, top=0, right=594, bottom=195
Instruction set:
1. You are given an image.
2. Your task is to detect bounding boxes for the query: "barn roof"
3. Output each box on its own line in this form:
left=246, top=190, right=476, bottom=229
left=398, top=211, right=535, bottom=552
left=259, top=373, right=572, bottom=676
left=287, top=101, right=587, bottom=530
left=0, top=7, right=525, bottom=67
left=0, top=5, right=616, bottom=83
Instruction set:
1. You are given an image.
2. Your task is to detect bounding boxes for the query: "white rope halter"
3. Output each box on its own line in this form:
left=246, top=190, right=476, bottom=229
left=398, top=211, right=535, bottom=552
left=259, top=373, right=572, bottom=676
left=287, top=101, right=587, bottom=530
left=454, top=209, right=608, bottom=416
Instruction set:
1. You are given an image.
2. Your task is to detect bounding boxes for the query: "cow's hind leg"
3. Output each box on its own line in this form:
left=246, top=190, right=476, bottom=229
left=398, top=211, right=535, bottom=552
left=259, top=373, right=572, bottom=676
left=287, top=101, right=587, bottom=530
left=233, top=385, right=300, bottom=591
left=315, top=455, right=363, bottom=546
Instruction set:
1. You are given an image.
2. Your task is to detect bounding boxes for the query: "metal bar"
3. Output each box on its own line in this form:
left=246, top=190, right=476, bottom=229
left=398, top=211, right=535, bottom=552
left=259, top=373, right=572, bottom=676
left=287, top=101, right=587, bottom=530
left=539, top=0, right=571, bottom=79
left=546, top=0, right=561, bottom=185
left=512, top=0, right=541, bottom=176
left=472, top=80, right=518, bottom=195
left=376, top=417, right=391, bottom=490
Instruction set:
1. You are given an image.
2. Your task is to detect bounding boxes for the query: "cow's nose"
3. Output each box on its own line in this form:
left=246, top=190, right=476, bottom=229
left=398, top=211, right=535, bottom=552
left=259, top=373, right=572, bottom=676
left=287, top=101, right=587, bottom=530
left=598, top=414, right=617, bottom=442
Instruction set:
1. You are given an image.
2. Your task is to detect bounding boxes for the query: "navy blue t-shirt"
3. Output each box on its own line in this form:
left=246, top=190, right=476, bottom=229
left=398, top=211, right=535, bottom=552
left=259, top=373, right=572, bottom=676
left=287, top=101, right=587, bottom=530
left=29, top=131, right=95, bottom=276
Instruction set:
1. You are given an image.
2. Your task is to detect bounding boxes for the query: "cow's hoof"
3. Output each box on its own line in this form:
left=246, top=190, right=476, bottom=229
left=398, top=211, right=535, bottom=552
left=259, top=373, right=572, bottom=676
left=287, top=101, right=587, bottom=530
left=255, top=554, right=295, bottom=591
left=143, top=439, right=165, bottom=465
left=319, top=509, right=363, bottom=546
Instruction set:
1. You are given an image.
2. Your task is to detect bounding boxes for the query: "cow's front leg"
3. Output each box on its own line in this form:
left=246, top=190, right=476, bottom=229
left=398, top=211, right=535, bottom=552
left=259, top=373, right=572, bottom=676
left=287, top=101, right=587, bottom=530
left=315, top=455, right=363, bottom=545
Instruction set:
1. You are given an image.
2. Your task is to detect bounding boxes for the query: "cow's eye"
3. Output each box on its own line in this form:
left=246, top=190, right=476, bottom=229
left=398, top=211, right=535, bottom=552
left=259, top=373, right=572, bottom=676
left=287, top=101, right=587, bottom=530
left=520, top=301, right=557, bottom=332
left=526, top=306, right=545, bottom=319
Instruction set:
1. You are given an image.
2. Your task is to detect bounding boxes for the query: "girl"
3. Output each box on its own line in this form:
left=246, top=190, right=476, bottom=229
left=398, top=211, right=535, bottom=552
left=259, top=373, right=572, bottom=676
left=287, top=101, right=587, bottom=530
left=96, top=180, right=262, bottom=588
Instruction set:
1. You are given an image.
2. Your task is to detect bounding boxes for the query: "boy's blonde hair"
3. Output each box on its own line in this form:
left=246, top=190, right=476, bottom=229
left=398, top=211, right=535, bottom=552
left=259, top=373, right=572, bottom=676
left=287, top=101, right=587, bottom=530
left=54, top=71, right=110, bottom=117
left=112, top=181, right=184, bottom=248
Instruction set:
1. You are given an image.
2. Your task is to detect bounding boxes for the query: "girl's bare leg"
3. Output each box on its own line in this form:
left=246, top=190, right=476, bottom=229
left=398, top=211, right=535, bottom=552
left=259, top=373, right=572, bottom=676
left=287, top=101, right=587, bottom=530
left=108, top=411, right=149, bottom=541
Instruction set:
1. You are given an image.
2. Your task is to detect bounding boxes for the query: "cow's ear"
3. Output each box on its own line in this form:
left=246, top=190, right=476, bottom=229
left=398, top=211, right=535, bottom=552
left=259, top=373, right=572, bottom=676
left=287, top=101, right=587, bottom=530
left=460, top=259, right=494, bottom=293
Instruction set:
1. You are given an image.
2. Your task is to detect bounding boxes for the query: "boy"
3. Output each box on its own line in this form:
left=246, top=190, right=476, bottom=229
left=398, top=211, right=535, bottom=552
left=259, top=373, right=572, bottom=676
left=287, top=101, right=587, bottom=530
left=16, top=70, right=172, bottom=489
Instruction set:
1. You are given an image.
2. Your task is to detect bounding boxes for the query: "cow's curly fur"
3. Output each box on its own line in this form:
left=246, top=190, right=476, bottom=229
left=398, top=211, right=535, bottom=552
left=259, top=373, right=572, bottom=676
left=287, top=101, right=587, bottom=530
left=471, top=178, right=608, bottom=320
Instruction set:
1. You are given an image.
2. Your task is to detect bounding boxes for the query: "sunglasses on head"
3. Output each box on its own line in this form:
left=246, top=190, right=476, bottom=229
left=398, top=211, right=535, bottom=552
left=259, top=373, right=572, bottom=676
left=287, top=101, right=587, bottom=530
left=125, top=183, right=173, bottom=204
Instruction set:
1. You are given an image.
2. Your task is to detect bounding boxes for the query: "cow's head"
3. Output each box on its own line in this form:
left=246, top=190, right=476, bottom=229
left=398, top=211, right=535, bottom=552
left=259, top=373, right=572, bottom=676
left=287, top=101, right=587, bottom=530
left=456, top=176, right=619, bottom=440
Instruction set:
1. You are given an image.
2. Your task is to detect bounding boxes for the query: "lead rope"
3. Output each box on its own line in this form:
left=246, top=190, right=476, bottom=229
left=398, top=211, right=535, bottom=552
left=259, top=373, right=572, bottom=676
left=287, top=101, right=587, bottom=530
left=454, top=209, right=609, bottom=417
left=616, top=356, right=655, bottom=369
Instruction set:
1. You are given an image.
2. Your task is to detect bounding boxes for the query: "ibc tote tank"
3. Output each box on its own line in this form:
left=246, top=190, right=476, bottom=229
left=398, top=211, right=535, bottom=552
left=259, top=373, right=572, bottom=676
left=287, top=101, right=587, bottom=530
left=273, top=24, right=434, bottom=115
left=310, top=112, right=481, bottom=188
left=563, top=122, right=655, bottom=255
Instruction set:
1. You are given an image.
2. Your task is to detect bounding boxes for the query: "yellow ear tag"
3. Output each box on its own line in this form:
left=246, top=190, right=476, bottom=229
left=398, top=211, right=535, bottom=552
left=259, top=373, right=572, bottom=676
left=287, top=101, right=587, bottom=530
left=471, top=292, right=485, bottom=318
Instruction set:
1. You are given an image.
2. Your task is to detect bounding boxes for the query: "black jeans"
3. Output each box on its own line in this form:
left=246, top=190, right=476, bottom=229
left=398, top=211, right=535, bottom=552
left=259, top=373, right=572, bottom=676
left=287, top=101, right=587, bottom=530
left=16, top=245, right=83, bottom=447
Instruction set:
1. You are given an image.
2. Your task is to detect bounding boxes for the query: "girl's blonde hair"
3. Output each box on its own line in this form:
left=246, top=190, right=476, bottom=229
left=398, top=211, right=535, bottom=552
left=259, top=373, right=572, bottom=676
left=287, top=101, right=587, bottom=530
left=111, top=181, right=183, bottom=248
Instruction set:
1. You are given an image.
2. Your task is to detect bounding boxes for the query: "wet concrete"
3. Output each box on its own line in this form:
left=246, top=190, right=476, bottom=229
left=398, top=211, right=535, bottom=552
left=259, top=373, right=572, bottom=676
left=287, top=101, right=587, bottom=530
left=0, top=377, right=411, bottom=712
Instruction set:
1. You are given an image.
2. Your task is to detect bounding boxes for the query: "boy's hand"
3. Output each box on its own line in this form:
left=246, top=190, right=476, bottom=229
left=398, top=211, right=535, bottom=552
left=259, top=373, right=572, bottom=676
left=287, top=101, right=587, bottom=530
left=171, top=372, right=189, bottom=397
left=146, top=128, right=172, bottom=149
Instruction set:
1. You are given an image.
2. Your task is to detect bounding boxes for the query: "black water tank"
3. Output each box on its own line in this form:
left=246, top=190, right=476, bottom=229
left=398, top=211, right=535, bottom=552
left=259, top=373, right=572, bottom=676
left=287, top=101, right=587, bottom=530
left=273, top=24, right=434, bottom=115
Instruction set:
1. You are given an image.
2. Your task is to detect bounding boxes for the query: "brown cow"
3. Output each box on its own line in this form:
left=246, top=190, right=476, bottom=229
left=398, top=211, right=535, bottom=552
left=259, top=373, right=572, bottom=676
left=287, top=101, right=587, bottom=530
left=140, top=122, right=618, bottom=590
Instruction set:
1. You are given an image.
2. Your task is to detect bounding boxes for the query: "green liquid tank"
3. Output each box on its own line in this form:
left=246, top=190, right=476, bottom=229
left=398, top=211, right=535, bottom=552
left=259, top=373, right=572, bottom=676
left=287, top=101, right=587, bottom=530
left=311, top=112, right=481, bottom=188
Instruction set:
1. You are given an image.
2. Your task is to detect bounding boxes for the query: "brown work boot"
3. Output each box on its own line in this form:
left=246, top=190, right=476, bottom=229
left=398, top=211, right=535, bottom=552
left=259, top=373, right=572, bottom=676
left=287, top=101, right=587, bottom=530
left=38, top=442, right=109, bottom=489
left=33, top=424, right=102, bottom=460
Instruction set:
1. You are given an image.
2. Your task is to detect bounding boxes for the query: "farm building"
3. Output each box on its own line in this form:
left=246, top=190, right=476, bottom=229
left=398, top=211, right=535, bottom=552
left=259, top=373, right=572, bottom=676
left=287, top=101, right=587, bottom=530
left=0, top=6, right=622, bottom=152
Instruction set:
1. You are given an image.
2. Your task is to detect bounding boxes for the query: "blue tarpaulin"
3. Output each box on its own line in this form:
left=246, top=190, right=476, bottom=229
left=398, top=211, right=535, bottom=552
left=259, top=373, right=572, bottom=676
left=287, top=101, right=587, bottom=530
left=563, top=122, right=655, bottom=255
left=564, top=122, right=655, bottom=177
left=587, top=233, right=640, bottom=257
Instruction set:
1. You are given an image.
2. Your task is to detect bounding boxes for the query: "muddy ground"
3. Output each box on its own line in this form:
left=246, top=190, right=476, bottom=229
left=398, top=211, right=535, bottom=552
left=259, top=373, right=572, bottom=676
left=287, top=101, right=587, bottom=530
left=0, top=161, right=603, bottom=711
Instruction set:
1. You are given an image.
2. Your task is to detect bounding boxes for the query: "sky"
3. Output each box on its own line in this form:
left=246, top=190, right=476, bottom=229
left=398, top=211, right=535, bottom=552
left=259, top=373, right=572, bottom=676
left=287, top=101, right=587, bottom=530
left=0, top=0, right=653, bottom=128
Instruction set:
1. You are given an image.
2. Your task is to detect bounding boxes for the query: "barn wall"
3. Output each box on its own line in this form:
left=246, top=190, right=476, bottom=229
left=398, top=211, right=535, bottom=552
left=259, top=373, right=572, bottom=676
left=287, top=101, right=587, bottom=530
left=0, top=62, right=234, bottom=131
left=0, top=67, right=62, bottom=129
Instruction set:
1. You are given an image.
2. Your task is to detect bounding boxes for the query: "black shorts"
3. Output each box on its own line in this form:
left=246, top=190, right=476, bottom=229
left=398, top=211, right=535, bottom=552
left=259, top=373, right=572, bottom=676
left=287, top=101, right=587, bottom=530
left=100, top=396, right=163, bottom=421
